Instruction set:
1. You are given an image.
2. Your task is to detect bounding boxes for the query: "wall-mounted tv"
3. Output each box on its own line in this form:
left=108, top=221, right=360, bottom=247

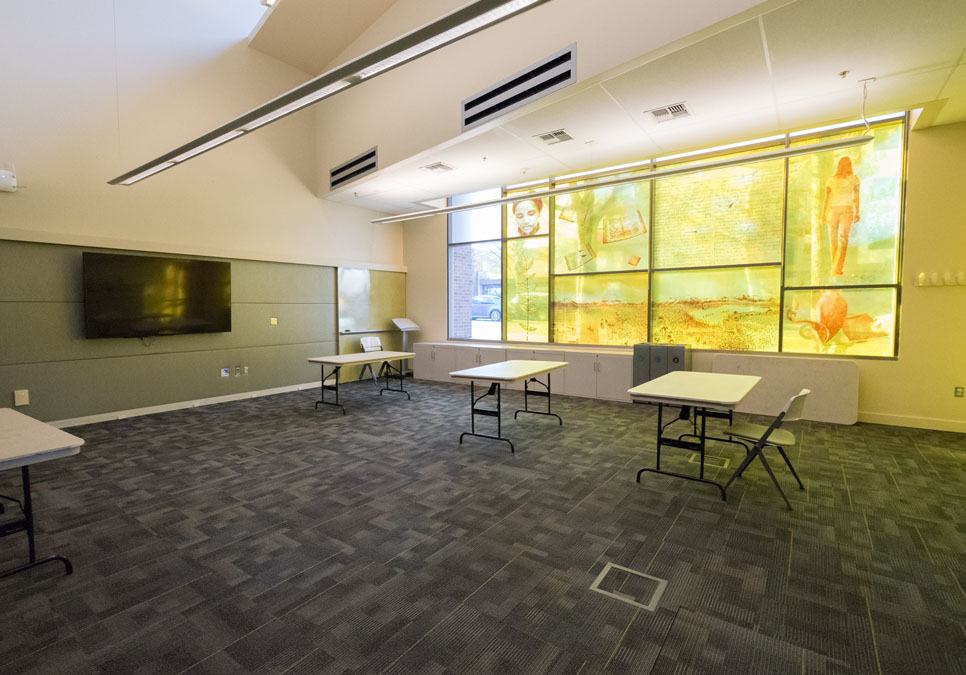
left=83, top=252, right=231, bottom=339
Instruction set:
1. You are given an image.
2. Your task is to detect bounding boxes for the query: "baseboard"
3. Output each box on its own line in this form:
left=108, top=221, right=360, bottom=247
left=51, top=382, right=320, bottom=429
left=857, top=411, right=966, bottom=434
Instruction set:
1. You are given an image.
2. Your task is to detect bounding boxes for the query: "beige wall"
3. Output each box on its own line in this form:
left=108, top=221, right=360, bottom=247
left=0, top=1, right=402, bottom=270
left=402, top=122, right=966, bottom=432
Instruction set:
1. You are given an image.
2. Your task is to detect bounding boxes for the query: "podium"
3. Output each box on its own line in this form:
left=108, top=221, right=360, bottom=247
left=392, top=318, right=420, bottom=375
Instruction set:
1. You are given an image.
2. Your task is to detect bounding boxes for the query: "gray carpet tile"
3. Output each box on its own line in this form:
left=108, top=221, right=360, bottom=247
left=1, top=379, right=965, bottom=674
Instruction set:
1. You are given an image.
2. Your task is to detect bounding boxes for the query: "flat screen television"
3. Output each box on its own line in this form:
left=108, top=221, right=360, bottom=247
left=83, top=252, right=231, bottom=338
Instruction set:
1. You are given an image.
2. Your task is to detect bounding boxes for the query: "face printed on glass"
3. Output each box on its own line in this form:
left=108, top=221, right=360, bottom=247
left=513, top=199, right=542, bottom=236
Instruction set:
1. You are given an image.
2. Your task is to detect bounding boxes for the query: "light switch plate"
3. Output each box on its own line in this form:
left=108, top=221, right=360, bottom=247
left=14, top=389, right=29, bottom=406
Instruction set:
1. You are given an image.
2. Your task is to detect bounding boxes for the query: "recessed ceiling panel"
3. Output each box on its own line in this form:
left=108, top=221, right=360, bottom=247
left=501, top=84, right=660, bottom=157
left=603, top=19, right=774, bottom=135
left=764, top=0, right=966, bottom=104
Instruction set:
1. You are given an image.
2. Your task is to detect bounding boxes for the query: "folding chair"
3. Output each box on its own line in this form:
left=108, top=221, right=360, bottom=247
left=358, top=336, right=384, bottom=383
left=721, top=389, right=809, bottom=510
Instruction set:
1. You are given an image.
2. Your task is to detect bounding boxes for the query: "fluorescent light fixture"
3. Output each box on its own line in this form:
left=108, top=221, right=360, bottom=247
left=171, top=130, right=244, bottom=163
left=789, top=112, right=904, bottom=137
left=119, top=162, right=175, bottom=186
left=371, top=134, right=875, bottom=224
left=555, top=159, right=652, bottom=181
left=655, top=134, right=786, bottom=163
left=505, top=178, right=550, bottom=190
left=109, top=0, right=551, bottom=186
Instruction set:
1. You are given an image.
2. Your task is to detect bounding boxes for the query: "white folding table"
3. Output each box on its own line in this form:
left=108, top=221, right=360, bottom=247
left=628, top=371, right=760, bottom=500
left=449, top=360, right=567, bottom=452
left=0, top=408, right=84, bottom=580
left=307, top=351, right=415, bottom=415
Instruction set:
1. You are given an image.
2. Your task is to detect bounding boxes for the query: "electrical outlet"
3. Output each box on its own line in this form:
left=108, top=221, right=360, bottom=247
left=220, top=368, right=230, bottom=377
left=243, top=366, right=249, bottom=375
left=235, top=367, right=241, bottom=377
left=956, top=386, right=964, bottom=398
left=13, top=389, right=29, bottom=406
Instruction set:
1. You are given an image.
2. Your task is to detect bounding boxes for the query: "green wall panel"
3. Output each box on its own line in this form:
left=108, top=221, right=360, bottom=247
left=0, top=240, right=339, bottom=421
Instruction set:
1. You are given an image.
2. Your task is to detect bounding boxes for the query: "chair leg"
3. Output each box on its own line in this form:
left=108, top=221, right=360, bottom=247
left=757, top=451, right=793, bottom=511
left=775, top=446, right=804, bottom=490
left=722, top=445, right=759, bottom=493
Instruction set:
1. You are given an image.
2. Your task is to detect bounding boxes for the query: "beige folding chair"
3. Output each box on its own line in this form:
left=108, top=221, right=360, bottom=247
left=721, top=389, right=809, bottom=510
left=359, top=336, right=383, bottom=383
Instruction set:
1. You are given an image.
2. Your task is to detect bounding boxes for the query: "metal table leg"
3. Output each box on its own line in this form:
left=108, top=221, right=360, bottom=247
left=459, top=381, right=514, bottom=452
left=314, top=365, right=346, bottom=415
left=0, top=466, right=73, bottom=580
left=514, top=373, right=563, bottom=425
left=379, top=359, right=411, bottom=400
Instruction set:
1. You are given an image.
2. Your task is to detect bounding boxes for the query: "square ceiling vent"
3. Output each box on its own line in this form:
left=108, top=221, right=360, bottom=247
left=645, top=102, right=691, bottom=123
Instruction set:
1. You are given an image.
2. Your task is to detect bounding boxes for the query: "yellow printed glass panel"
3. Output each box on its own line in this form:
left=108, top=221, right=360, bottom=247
left=553, top=273, right=649, bottom=346
left=782, top=287, right=896, bottom=357
left=653, top=160, right=784, bottom=268
left=505, top=236, right=549, bottom=342
left=553, top=181, right=650, bottom=274
left=650, top=266, right=781, bottom=350
left=785, top=122, right=902, bottom=286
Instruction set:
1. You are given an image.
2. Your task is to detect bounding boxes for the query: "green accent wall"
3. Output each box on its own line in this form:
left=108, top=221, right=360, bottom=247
left=0, top=240, right=337, bottom=422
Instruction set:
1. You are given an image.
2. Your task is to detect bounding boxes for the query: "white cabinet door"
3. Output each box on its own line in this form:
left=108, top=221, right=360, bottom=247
left=453, top=346, right=481, bottom=373
left=596, top=353, right=633, bottom=401
left=413, top=344, right=436, bottom=380
left=434, top=346, right=459, bottom=382
left=562, top=352, right=597, bottom=398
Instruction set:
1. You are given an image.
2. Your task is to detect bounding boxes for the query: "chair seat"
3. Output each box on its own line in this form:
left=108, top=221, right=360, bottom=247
left=724, top=421, right=797, bottom=447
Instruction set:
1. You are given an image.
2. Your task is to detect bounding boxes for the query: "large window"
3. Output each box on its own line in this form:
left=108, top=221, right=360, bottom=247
left=447, top=189, right=502, bottom=340
left=447, top=116, right=905, bottom=356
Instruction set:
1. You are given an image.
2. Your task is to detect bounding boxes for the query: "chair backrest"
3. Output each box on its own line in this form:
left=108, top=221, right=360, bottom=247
left=360, top=336, right=383, bottom=352
left=780, top=389, right=810, bottom=422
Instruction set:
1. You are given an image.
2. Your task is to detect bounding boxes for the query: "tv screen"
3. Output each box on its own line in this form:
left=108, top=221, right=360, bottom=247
left=83, top=252, right=231, bottom=338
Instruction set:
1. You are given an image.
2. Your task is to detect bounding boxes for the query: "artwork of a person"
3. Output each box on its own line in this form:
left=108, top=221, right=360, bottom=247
left=512, top=198, right=543, bottom=237
left=821, top=156, right=860, bottom=276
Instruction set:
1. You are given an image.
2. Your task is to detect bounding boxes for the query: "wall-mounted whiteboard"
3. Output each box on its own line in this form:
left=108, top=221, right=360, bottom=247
left=338, top=268, right=406, bottom=333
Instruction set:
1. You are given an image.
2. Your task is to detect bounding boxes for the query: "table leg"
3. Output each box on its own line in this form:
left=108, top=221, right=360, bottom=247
left=0, top=466, right=73, bottom=580
left=514, top=373, right=563, bottom=425
left=459, top=380, right=514, bottom=452
left=379, top=359, right=411, bottom=400
left=636, top=404, right=726, bottom=501
left=314, top=365, right=346, bottom=415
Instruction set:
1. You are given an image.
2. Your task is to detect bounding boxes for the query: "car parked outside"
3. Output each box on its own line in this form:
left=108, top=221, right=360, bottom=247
left=471, top=294, right=502, bottom=321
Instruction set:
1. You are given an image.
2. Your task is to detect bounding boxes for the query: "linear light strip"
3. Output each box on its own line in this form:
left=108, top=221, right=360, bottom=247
left=370, top=134, right=874, bottom=223
left=109, top=0, right=551, bottom=186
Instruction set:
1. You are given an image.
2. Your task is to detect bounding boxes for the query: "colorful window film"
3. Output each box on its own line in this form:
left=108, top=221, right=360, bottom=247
left=650, top=266, right=781, bottom=351
left=785, top=122, right=903, bottom=286
left=552, top=273, right=649, bottom=345
left=505, top=236, right=549, bottom=342
left=782, top=287, right=896, bottom=357
left=652, top=160, right=785, bottom=268
left=505, top=194, right=550, bottom=239
left=553, top=181, right=650, bottom=274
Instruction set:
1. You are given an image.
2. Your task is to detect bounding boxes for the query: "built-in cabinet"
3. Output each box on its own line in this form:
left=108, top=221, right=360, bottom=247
left=414, top=342, right=632, bottom=402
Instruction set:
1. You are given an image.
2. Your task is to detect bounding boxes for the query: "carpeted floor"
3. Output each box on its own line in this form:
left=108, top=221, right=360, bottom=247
left=1, top=380, right=964, bottom=674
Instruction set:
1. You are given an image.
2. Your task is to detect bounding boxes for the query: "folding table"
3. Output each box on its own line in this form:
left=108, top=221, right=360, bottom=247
left=449, top=360, right=567, bottom=452
left=307, top=351, right=415, bottom=415
left=1, top=408, right=84, bottom=580
left=628, top=371, right=760, bottom=500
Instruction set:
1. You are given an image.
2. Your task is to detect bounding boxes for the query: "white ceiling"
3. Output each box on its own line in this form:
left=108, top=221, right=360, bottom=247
left=252, top=0, right=966, bottom=215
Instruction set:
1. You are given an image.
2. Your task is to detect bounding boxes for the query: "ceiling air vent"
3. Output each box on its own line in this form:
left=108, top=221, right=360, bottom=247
left=462, top=43, right=577, bottom=131
left=534, top=129, right=574, bottom=145
left=646, top=102, right=691, bottom=123
left=330, top=147, right=377, bottom=190
left=421, top=162, right=455, bottom=173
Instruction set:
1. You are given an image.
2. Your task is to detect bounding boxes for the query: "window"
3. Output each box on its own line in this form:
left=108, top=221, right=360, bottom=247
left=448, top=189, right=502, bottom=340
left=445, top=116, right=905, bottom=356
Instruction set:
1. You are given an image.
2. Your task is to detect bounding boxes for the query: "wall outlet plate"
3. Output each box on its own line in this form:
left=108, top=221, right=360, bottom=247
left=220, top=368, right=230, bottom=377
left=956, top=386, right=964, bottom=398
left=13, top=389, right=29, bottom=406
